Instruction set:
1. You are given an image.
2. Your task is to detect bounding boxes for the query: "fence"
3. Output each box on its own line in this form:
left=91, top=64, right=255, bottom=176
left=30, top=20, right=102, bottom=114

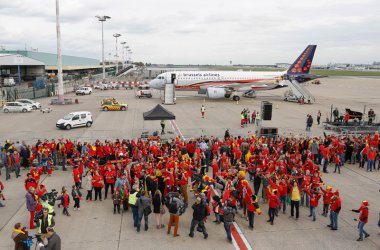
left=0, top=77, right=99, bottom=102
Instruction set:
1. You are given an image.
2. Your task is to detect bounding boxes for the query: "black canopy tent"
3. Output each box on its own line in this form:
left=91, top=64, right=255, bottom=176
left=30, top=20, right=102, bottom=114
left=143, top=104, right=175, bottom=120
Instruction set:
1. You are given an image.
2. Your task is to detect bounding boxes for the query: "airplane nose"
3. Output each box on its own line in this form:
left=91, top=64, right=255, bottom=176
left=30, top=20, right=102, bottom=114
left=149, top=80, right=156, bottom=89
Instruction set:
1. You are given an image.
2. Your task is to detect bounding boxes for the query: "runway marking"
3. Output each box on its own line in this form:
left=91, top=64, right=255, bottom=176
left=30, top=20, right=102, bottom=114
left=231, top=222, right=253, bottom=250
left=169, top=120, right=185, bottom=140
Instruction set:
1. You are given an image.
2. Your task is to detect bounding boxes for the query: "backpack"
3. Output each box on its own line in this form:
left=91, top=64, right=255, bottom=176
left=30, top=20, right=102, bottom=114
left=166, top=197, right=178, bottom=214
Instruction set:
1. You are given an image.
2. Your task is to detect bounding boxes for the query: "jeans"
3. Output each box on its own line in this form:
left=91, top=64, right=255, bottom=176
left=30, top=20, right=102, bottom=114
left=131, top=206, right=139, bottom=227
left=340, top=153, right=345, bottom=166
left=61, top=156, right=67, bottom=170
left=351, top=152, right=357, bottom=164
left=86, top=189, right=92, bottom=200
left=358, top=221, right=369, bottom=239
left=73, top=198, right=80, bottom=208
left=329, top=211, right=338, bottom=229
left=94, top=187, right=102, bottom=200
left=224, top=222, right=232, bottom=242
left=104, top=183, right=114, bottom=199
left=247, top=210, right=254, bottom=228
left=323, top=158, right=329, bottom=172
left=301, top=191, right=309, bottom=207
left=190, top=219, right=207, bottom=236
left=5, top=166, right=11, bottom=180
left=310, top=206, right=316, bottom=220
left=323, top=204, right=329, bottom=215
left=367, top=159, right=374, bottom=171
left=334, top=164, right=341, bottom=173
left=280, top=196, right=286, bottom=212
left=13, top=164, right=20, bottom=177
left=137, top=213, right=149, bottom=232
left=51, top=151, right=57, bottom=166
left=359, top=154, right=366, bottom=168
left=290, top=200, right=300, bottom=218
left=268, top=207, right=276, bottom=223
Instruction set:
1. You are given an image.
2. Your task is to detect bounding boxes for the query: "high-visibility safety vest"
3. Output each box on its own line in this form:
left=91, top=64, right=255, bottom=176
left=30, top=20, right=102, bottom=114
left=201, top=106, right=205, bottom=112
left=42, top=201, right=54, bottom=215
left=129, top=192, right=138, bottom=206
left=256, top=113, right=261, bottom=120
left=38, top=214, right=53, bottom=234
left=240, top=114, right=244, bottom=120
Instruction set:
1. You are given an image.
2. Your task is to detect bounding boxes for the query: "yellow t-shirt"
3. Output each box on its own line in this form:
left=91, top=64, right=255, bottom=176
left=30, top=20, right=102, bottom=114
left=291, top=187, right=301, bottom=201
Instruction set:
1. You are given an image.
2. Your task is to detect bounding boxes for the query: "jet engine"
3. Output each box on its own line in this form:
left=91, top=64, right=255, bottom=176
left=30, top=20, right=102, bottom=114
left=206, top=87, right=230, bottom=99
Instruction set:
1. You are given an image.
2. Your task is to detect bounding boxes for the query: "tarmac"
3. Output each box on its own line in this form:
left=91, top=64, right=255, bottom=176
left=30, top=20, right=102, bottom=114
left=0, top=76, right=379, bottom=250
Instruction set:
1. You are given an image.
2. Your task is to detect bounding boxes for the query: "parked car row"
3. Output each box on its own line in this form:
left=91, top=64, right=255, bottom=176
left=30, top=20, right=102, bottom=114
left=2, top=99, right=42, bottom=113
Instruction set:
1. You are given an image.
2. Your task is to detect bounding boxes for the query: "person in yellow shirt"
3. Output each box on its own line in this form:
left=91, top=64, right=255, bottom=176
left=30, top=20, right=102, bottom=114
left=288, top=180, right=301, bottom=220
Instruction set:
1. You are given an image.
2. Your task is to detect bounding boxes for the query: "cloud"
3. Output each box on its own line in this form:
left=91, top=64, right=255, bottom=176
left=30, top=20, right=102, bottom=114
left=0, top=0, right=379, bottom=64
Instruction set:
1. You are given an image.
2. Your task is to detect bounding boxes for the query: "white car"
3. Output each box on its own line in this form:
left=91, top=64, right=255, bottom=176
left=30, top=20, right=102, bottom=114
left=3, top=102, right=33, bottom=113
left=16, top=99, right=42, bottom=109
left=56, top=111, right=93, bottom=130
left=94, top=83, right=109, bottom=90
left=76, top=87, right=93, bottom=95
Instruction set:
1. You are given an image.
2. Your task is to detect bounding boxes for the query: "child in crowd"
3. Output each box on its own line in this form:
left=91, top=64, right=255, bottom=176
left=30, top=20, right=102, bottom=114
left=72, top=185, right=82, bottom=211
left=113, top=189, right=122, bottom=214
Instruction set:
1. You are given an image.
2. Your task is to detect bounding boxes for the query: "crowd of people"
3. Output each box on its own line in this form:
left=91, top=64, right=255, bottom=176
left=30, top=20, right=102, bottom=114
left=1, top=131, right=380, bottom=248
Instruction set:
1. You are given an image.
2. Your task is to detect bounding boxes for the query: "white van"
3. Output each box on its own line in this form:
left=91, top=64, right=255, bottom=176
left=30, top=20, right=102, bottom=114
left=56, top=111, right=93, bottom=130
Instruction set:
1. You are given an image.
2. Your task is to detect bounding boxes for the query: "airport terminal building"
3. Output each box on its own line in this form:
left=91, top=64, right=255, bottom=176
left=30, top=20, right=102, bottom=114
left=0, top=50, right=102, bottom=85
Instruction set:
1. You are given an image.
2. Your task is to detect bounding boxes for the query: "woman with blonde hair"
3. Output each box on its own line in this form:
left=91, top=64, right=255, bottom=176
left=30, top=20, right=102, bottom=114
left=153, top=189, right=165, bottom=229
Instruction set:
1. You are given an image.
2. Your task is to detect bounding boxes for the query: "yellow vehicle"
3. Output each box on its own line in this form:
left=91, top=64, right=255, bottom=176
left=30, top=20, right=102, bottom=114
left=100, top=98, right=128, bottom=111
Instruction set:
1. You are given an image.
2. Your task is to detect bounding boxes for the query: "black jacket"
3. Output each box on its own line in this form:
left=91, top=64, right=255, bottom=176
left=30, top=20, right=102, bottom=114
left=192, top=202, right=206, bottom=221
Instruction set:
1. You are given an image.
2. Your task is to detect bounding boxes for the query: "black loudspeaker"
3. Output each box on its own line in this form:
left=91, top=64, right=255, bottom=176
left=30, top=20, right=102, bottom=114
left=171, top=74, right=176, bottom=83
left=262, top=101, right=272, bottom=120
left=260, top=127, right=278, bottom=136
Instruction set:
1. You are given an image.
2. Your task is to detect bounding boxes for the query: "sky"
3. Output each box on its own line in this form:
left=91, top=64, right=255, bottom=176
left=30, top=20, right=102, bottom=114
left=0, top=0, right=379, bottom=65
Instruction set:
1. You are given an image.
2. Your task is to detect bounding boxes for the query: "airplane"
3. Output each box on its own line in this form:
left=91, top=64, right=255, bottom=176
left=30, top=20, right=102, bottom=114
left=149, top=45, right=319, bottom=101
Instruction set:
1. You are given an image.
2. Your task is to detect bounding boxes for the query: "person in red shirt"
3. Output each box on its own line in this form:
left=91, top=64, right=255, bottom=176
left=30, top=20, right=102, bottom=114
left=322, top=146, right=330, bottom=173
left=246, top=194, right=261, bottom=230
left=92, top=171, right=104, bottom=201
left=328, top=191, right=341, bottom=230
left=367, top=147, right=376, bottom=172
left=352, top=201, right=370, bottom=241
left=62, top=189, right=70, bottom=216
left=320, top=186, right=333, bottom=217
left=306, top=188, right=321, bottom=221
left=104, top=168, right=116, bottom=199
left=72, top=166, right=81, bottom=189
left=267, top=190, right=280, bottom=225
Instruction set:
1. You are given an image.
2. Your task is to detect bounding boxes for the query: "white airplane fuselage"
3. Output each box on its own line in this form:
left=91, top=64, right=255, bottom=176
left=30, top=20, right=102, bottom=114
left=149, top=70, right=287, bottom=92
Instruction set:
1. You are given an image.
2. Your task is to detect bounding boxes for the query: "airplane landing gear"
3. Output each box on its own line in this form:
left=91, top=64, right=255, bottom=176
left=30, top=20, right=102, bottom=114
left=232, top=95, right=240, bottom=101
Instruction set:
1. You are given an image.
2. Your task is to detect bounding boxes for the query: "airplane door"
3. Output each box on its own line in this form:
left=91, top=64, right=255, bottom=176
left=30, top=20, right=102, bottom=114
left=171, top=73, right=177, bottom=85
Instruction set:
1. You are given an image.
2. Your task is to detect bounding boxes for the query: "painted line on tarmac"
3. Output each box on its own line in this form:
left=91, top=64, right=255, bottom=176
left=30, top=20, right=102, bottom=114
left=169, top=120, right=185, bottom=140
left=231, top=222, right=253, bottom=250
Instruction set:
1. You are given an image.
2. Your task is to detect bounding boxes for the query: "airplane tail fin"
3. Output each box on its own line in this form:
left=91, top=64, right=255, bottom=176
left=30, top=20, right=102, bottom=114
left=287, top=45, right=317, bottom=74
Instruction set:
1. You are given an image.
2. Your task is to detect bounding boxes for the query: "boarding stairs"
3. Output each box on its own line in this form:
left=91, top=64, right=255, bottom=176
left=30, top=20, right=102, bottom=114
left=284, top=80, right=315, bottom=103
left=115, top=65, right=134, bottom=77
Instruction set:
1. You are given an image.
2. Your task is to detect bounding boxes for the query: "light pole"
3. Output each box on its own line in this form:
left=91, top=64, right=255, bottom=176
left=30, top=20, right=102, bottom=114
left=55, top=0, right=64, bottom=103
left=113, top=33, right=121, bottom=74
left=95, top=15, right=111, bottom=80
left=120, top=41, right=126, bottom=69
left=128, top=49, right=133, bottom=62
left=124, top=46, right=129, bottom=64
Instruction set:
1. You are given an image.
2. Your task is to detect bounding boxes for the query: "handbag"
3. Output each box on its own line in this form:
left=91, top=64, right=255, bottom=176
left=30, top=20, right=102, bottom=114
left=144, top=205, right=152, bottom=216
left=160, top=205, right=166, bottom=214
